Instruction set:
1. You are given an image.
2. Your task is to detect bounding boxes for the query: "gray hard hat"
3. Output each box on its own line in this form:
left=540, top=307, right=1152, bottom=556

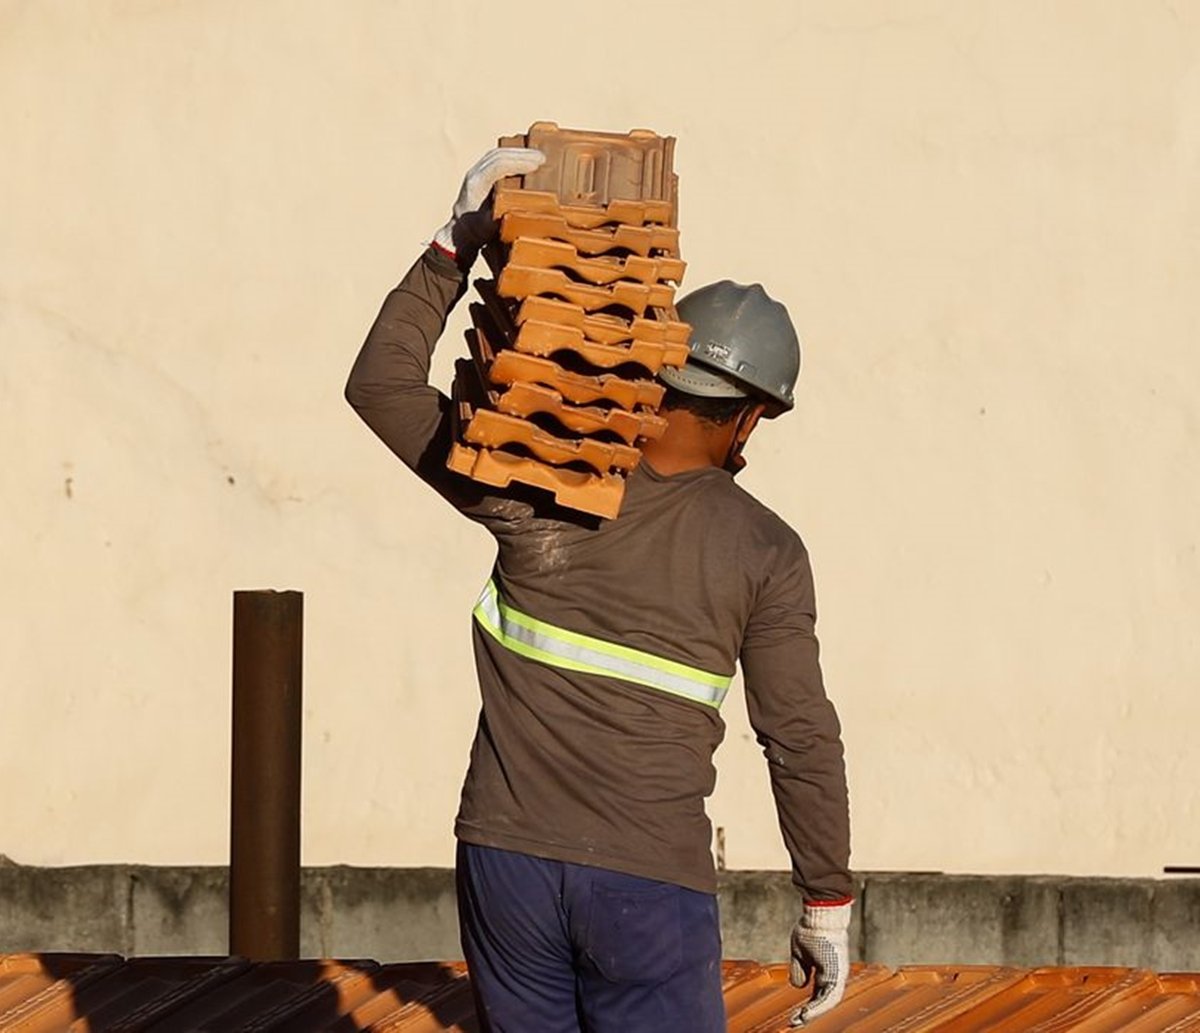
left=658, top=280, right=801, bottom=417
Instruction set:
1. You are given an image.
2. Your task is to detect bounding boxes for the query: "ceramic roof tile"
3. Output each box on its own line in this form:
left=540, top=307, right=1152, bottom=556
left=469, top=326, right=666, bottom=411
left=500, top=210, right=680, bottom=258
left=470, top=292, right=688, bottom=377
left=494, top=381, right=667, bottom=447
left=496, top=264, right=674, bottom=317
left=506, top=237, right=686, bottom=288
left=447, top=442, right=626, bottom=520
left=1066, top=972, right=1200, bottom=1032
left=0, top=954, right=122, bottom=1032
left=1, top=956, right=1198, bottom=1032
left=794, top=965, right=1029, bottom=1032
left=929, top=966, right=1162, bottom=1033
left=493, top=186, right=675, bottom=229
left=519, top=121, right=677, bottom=217
left=512, top=296, right=690, bottom=347
left=460, top=407, right=642, bottom=475
left=138, top=959, right=380, bottom=1032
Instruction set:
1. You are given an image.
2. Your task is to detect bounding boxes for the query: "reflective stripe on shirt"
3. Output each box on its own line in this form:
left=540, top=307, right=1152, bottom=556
left=472, top=578, right=733, bottom=709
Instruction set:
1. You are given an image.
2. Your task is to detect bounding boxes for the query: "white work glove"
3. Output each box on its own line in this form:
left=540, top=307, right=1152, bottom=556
left=432, top=146, right=545, bottom=262
left=789, top=899, right=852, bottom=1025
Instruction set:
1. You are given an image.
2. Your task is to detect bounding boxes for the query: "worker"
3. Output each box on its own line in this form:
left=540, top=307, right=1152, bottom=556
left=345, top=147, right=853, bottom=1032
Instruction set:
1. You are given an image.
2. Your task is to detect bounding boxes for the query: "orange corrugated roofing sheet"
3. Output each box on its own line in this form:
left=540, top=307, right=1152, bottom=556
left=1, top=955, right=1198, bottom=1032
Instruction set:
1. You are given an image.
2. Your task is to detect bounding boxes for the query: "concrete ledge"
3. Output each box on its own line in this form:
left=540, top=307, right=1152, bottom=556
left=1061, top=877, right=1200, bottom=970
left=861, top=873, right=1061, bottom=967
left=128, top=866, right=228, bottom=956
left=1, top=861, right=1197, bottom=970
left=306, top=866, right=460, bottom=960
left=0, top=863, right=131, bottom=954
left=716, top=871, right=866, bottom=962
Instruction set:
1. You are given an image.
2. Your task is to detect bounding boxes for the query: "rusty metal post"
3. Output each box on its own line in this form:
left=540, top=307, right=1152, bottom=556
left=230, top=589, right=302, bottom=960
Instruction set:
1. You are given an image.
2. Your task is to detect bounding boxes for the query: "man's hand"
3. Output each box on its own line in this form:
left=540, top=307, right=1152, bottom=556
left=789, top=899, right=852, bottom=1025
left=432, top=147, right=545, bottom=262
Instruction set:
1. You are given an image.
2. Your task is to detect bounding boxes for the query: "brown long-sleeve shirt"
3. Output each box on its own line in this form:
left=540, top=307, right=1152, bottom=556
left=345, top=247, right=851, bottom=899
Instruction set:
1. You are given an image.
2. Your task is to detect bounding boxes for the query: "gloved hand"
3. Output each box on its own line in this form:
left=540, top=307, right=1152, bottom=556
left=432, top=147, right=546, bottom=263
left=789, top=899, right=852, bottom=1025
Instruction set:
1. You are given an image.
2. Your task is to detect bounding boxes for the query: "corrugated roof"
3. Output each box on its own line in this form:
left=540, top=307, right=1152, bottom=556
left=1, top=954, right=1197, bottom=1031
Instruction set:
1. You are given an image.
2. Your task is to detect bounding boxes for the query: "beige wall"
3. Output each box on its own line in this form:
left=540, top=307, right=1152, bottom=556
left=2, top=1, right=1198, bottom=876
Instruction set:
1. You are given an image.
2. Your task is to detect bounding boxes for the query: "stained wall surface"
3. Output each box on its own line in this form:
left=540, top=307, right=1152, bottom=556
left=1, top=2, right=1198, bottom=876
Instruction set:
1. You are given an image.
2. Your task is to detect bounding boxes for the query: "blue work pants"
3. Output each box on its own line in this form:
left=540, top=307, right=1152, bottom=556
left=456, top=842, right=725, bottom=1033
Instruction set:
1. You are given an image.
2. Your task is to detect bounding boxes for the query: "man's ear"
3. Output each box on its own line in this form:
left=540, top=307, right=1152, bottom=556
left=736, top=403, right=768, bottom=445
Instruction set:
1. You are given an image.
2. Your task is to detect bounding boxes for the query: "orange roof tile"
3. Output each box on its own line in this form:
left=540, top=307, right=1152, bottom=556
left=1, top=955, right=1197, bottom=1032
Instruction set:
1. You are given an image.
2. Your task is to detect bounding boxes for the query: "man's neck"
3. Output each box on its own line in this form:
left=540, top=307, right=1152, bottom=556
left=639, top=409, right=733, bottom=475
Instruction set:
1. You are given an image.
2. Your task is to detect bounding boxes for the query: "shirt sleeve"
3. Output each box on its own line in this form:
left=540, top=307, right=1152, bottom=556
left=344, top=246, right=529, bottom=523
left=739, top=535, right=852, bottom=902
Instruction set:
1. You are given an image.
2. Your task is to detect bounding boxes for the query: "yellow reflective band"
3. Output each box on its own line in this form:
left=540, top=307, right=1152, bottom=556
left=472, top=579, right=732, bottom=709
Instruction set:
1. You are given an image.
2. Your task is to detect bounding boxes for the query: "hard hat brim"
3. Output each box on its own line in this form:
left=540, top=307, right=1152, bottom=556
left=658, top=360, right=750, bottom=399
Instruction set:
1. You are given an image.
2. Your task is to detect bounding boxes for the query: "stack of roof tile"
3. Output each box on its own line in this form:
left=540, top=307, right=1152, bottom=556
left=447, top=121, right=690, bottom=520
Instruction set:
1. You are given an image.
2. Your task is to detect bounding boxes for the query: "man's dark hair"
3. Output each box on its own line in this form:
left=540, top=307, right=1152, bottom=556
left=660, top=386, right=752, bottom=426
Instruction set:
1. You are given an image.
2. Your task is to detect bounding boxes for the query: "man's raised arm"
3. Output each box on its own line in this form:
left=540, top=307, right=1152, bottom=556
left=344, top=147, right=544, bottom=493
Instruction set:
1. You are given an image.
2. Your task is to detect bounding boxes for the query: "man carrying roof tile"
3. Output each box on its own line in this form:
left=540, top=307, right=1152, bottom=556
left=346, top=148, right=853, bottom=1031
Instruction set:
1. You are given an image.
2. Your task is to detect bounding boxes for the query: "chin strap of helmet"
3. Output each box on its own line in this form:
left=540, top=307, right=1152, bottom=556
left=722, top=407, right=753, bottom=476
